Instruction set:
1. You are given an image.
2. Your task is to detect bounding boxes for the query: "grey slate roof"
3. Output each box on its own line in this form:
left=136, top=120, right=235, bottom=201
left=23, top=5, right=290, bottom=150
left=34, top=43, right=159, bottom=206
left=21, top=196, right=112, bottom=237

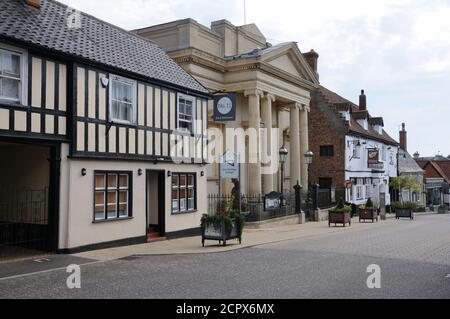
left=398, top=149, right=424, bottom=174
left=0, top=0, right=209, bottom=94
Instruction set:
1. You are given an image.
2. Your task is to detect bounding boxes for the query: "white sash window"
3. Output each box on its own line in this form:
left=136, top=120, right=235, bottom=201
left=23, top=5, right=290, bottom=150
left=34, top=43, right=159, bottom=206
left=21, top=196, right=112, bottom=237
left=0, top=46, right=26, bottom=104
left=109, top=75, right=136, bottom=124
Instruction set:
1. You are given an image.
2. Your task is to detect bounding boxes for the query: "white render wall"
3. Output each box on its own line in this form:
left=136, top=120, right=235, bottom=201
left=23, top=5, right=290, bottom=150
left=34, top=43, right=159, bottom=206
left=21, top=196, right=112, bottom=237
left=344, top=135, right=398, bottom=207
left=58, top=143, right=207, bottom=250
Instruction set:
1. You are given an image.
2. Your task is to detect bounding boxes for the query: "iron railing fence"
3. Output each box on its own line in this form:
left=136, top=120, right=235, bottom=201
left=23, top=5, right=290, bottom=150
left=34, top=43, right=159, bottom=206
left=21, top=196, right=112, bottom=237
left=0, top=188, right=49, bottom=259
left=207, top=192, right=301, bottom=223
left=317, top=188, right=347, bottom=209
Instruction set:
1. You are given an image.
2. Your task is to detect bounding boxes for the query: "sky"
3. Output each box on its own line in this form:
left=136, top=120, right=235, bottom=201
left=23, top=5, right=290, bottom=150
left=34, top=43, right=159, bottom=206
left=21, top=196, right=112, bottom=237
left=59, top=0, right=450, bottom=157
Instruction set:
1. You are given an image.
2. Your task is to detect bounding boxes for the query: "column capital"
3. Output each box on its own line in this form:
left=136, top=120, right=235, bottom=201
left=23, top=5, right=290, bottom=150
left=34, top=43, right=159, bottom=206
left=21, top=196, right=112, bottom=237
left=301, top=105, right=311, bottom=112
left=244, top=89, right=264, bottom=98
left=288, top=102, right=302, bottom=110
left=264, top=93, right=276, bottom=103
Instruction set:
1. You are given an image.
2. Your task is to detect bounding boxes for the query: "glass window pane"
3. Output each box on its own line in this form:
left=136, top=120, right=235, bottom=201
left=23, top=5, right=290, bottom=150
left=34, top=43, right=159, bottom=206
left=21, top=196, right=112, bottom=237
left=119, top=174, right=128, bottom=189
left=1, top=78, right=19, bottom=100
left=107, top=191, right=117, bottom=205
left=180, top=198, right=186, bottom=212
left=1, top=51, right=20, bottom=77
left=118, top=190, right=128, bottom=217
left=172, top=199, right=179, bottom=212
left=108, top=174, right=117, bottom=189
left=107, top=190, right=117, bottom=219
left=95, top=191, right=105, bottom=205
left=188, top=198, right=194, bottom=210
left=95, top=174, right=106, bottom=189
left=172, top=175, right=179, bottom=188
left=180, top=175, right=186, bottom=187
left=188, top=175, right=194, bottom=187
left=172, top=189, right=179, bottom=199
left=188, top=189, right=194, bottom=199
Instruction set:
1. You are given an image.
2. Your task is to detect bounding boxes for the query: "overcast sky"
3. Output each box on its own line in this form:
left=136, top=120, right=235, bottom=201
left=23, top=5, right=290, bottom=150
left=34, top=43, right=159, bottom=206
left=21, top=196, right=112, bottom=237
left=59, top=0, right=450, bottom=157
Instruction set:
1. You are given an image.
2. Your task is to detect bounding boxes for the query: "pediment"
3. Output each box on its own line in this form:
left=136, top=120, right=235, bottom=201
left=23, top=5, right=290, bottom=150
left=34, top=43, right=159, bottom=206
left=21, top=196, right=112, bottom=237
left=262, top=44, right=319, bottom=85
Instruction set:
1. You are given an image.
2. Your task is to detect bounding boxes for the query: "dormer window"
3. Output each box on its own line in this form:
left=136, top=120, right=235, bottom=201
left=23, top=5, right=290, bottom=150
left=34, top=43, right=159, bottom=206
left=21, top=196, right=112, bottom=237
left=374, top=125, right=383, bottom=134
left=357, top=119, right=368, bottom=130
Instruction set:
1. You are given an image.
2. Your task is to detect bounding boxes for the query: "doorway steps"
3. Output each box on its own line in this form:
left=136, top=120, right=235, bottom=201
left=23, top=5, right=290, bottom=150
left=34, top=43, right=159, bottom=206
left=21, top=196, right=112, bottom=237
left=147, top=230, right=167, bottom=243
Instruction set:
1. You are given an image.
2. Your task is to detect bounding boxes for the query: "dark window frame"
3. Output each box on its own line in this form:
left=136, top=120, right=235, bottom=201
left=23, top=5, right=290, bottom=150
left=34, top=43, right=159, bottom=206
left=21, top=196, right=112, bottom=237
left=320, top=145, right=334, bottom=157
left=93, top=170, right=133, bottom=223
left=171, top=172, right=197, bottom=215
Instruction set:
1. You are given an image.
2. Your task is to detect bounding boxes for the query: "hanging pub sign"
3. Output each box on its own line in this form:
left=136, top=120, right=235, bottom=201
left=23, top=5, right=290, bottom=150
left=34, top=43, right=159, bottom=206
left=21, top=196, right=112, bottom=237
left=213, top=93, right=237, bottom=121
left=368, top=149, right=379, bottom=164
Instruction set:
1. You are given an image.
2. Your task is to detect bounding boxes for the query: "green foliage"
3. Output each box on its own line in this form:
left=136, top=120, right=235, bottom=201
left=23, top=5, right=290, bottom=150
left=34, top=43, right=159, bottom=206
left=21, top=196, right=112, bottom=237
left=330, top=198, right=351, bottom=213
left=439, top=204, right=449, bottom=209
left=390, top=176, right=421, bottom=200
left=392, top=201, right=418, bottom=210
left=201, top=199, right=245, bottom=237
left=366, top=198, right=374, bottom=208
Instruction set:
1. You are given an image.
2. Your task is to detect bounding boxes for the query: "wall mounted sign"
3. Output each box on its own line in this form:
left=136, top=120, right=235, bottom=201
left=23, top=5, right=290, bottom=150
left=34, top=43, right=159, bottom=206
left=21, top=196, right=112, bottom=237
left=213, top=93, right=236, bottom=121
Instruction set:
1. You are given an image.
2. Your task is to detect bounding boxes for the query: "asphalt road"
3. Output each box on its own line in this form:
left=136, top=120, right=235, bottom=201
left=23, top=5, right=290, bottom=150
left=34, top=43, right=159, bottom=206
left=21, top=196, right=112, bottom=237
left=0, top=214, right=449, bottom=299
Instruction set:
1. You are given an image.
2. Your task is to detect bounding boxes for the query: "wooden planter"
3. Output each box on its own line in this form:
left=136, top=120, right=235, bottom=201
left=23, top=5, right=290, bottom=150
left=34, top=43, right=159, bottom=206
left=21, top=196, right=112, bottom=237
left=359, top=208, right=378, bottom=223
left=438, top=206, right=449, bottom=214
left=329, top=211, right=352, bottom=227
left=202, top=219, right=242, bottom=247
left=395, top=208, right=414, bottom=220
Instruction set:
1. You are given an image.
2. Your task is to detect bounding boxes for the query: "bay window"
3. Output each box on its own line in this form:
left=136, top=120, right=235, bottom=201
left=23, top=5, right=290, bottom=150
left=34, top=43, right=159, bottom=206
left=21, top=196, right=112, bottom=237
left=172, top=173, right=196, bottom=214
left=110, top=75, right=136, bottom=124
left=94, top=172, right=132, bottom=221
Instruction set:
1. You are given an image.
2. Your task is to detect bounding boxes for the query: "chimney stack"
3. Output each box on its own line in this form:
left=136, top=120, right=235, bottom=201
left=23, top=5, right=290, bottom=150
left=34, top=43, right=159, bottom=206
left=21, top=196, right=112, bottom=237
left=25, top=0, right=41, bottom=9
left=303, top=49, right=319, bottom=79
left=399, top=123, right=407, bottom=151
left=413, top=151, right=420, bottom=159
left=359, top=90, right=367, bottom=111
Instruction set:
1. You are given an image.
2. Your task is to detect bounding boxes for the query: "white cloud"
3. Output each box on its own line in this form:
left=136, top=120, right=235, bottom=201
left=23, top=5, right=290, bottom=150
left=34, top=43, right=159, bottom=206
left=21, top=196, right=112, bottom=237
left=57, top=0, right=450, bottom=156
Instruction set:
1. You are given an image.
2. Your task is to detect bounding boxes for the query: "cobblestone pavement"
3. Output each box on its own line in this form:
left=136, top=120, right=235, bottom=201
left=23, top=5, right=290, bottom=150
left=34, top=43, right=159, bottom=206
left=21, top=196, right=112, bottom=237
left=0, top=214, right=449, bottom=299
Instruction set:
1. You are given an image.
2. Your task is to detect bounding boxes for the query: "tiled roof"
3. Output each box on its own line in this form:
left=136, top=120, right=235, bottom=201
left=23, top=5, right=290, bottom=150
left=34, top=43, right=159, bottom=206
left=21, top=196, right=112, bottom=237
left=318, top=85, right=398, bottom=146
left=398, top=149, right=424, bottom=174
left=0, top=0, right=209, bottom=94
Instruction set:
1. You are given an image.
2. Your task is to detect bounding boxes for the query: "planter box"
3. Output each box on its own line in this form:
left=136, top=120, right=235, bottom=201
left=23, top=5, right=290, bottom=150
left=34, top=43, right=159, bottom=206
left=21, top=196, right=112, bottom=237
left=359, top=208, right=378, bottom=223
left=202, top=219, right=241, bottom=247
left=395, top=208, right=414, bottom=220
left=438, top=207, right=449, bottom=214
left=329, top=211, right=351, bottom=227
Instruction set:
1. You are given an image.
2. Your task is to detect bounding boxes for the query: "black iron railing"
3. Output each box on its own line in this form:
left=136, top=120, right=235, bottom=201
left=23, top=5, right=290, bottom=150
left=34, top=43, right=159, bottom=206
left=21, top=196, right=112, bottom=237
left=0, top=188, right=49, bottom=259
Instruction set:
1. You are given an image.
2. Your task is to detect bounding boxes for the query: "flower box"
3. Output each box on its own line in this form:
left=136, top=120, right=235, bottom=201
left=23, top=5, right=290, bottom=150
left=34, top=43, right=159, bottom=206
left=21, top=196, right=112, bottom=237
left=329, top=211, right=352, bottom=227
left=201, top=218, right=242, bottom=247
left=395, top=208, right=414, bottom=220
left=359, top=208, right=378, bottom=223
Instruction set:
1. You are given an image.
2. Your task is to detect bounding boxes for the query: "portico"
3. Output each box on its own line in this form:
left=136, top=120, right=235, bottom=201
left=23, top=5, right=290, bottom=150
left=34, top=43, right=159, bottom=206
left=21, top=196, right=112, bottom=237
left=135, top=19, right=319, bottom=195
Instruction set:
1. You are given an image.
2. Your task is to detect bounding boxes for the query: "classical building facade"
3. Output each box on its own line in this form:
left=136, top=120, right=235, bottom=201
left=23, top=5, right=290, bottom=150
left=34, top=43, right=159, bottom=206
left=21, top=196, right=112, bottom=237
left=135, top=19, right=320, bottom=195
left=308, top=59, right=399, bottom=208
left=0, top=0, right=210, bottom=255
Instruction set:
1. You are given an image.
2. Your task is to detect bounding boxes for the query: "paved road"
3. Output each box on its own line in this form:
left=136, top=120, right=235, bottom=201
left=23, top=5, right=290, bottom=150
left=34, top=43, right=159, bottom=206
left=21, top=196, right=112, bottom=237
left=0, top=214, right=449, bottom=299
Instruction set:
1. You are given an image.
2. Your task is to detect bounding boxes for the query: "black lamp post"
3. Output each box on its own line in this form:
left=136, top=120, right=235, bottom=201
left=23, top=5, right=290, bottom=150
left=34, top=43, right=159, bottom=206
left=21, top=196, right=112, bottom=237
left=279, top=146, right=289, bottom=193
left=304, top=150, right=315, bottom=211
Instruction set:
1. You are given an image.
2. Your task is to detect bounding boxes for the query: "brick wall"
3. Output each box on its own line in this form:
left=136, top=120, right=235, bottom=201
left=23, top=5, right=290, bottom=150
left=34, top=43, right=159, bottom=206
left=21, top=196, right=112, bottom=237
left=308, top=90, right=348, bottom=189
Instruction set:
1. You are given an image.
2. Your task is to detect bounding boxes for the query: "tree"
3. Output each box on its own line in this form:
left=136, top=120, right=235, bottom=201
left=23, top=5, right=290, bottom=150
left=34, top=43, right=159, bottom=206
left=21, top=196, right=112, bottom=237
left=390, top=176, right=421, bottom=203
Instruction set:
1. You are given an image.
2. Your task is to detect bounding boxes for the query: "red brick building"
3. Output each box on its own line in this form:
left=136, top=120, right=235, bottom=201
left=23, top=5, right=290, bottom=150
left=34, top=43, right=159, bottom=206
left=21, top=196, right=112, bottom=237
left=304, top=52, right=399, bottom=207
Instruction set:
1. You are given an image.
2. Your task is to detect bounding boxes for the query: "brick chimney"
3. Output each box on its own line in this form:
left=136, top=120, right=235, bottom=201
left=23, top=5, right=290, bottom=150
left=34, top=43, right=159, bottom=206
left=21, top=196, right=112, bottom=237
left=399, top=123, right=407, bottom=151
left=359, top=89, right=367, bottom=111
left=25, top=0, right=41, bottom=9
left=303, top=49, right=319, bottom=78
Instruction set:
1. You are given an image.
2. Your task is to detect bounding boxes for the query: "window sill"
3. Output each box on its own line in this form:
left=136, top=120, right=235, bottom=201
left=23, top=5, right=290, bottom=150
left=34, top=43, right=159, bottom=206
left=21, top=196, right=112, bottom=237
left=171, top=210, right=198, bottom=216
left=93, top=216, right=134, bottom=224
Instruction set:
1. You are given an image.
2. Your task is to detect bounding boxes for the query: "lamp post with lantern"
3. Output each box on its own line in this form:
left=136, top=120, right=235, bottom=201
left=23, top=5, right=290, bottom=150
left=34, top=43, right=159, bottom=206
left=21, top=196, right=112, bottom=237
left=279, top=146, right=289, bottom=193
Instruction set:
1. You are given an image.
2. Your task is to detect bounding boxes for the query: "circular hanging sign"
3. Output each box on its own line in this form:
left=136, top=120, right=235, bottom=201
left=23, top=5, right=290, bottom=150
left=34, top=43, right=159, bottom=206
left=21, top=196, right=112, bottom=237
left=217, top=96, right=233, bottom=115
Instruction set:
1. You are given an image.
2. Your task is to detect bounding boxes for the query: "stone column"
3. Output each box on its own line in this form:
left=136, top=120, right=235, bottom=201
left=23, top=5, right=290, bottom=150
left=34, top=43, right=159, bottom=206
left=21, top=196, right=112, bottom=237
left=261, top=94, right=275, bottom=194
left=274, top=107, right=284, bottom=192
left=290, top=103, right=301, bottom=190
left=300, top=105, right=310, bottom=189
left=245, top=89, right=264, bottom=195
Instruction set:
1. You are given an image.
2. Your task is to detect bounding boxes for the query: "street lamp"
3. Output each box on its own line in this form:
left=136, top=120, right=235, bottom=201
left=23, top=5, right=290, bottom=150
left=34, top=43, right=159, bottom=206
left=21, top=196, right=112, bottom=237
left=304, top=150, right=315, bottom=213
left=279, top=146, right=289, bottom=193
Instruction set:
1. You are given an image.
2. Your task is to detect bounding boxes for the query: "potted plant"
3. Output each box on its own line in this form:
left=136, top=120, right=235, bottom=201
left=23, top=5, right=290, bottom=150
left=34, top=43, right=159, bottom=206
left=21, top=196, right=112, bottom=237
left=392, top=201, right=416, bottom=220
left=359, top=198, right=378, bottom=223
left=329, top=199, right=352, bottom=227
left=201, top=200, right=245, bottom=247
left=438, top=204, right=449, bottom=214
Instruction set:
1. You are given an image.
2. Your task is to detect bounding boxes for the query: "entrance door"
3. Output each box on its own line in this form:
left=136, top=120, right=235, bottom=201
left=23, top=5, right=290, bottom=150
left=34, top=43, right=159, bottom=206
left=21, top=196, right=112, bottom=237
left=146, top=171, right=165, bottom=237
left=0, top=141, right=59, bottom=261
